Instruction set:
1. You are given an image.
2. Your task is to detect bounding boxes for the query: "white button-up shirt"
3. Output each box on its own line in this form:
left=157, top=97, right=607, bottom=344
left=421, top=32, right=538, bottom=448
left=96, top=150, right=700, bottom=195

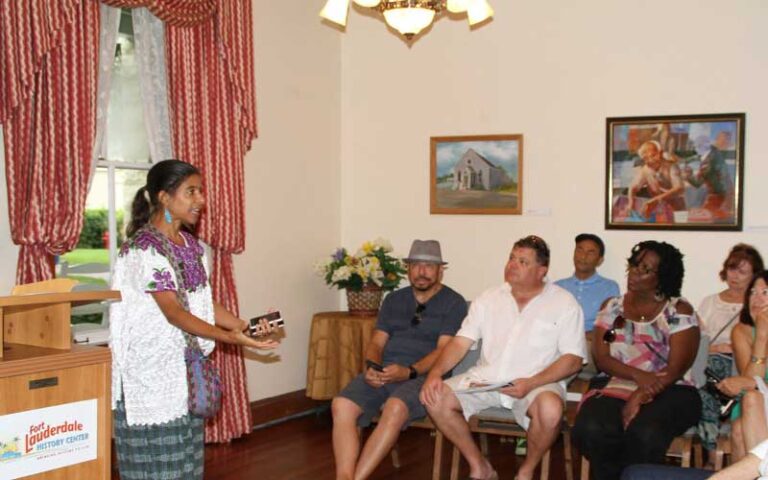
left=455, top=282, right=587, bottom=388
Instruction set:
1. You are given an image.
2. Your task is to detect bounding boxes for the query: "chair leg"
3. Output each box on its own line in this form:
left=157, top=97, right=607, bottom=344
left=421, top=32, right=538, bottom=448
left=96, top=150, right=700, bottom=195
left=563, top=430, right=574, bottom=480
left=480, top=433, right=489, bottom=456
left=714, top=450, right=724, bottom=471
left=540, top=448, right=551, bottom=480
left=580, top=456, right=589, bottom=480
left=450, top=445, right=461, bottom=480
left=433, top=430, right=444, bottom=480
left=390, top=442, right=401, bottom=468
left=693, top=440, right=703, bottom=469
left=680, top=437, right=692, bottom=468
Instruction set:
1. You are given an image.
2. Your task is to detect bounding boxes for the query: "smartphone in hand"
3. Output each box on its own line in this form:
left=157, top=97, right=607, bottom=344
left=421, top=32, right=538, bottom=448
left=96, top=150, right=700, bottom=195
left=366, top=360, right=384, bottom=372
left=249, top=311, right=284, bottom=337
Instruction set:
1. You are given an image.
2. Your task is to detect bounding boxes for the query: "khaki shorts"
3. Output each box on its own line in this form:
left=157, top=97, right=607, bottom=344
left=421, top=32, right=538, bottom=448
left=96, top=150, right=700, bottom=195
left=445, top=375, right=565, bottom=430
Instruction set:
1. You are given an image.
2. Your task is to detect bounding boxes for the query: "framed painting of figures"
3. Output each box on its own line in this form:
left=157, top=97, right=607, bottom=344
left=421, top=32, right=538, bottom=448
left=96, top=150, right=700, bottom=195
left=605, top=113, right=745, bottom=231
left=430, top=134, right=523, bottom=215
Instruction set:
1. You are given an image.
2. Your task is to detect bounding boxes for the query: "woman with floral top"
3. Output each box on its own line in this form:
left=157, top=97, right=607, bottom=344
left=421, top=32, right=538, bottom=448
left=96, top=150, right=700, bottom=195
left=573, top=241, right=701, bottom=480
left=110, top=159, right=279, bottom=480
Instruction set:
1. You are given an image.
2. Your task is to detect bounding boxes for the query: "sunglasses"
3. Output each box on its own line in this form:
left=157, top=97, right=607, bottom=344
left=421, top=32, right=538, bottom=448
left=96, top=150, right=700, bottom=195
left=603, top=315, right=626, bottom=343
left=411, top=303, right=426, bottom=327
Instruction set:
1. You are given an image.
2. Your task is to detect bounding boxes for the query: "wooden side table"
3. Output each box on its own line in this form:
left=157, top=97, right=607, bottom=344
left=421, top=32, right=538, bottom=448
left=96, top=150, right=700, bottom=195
left=306, top=311, right=377, bottom=400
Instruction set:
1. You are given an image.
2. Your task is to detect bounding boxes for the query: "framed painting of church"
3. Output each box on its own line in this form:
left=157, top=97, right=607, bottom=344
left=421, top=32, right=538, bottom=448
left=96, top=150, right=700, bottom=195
left=605, top=113, right=745, bottom=231
left=430, top=134, right=523, bottom=215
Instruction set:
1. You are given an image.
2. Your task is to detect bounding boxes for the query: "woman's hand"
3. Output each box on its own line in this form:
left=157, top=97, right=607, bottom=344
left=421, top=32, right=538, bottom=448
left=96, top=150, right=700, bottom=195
left=633, top=370, right=666, bottom=396
left=755, top=307, right=768, bottom=333
left=717, top=375, right=756, bottom=397
left=250, top=318, right=277, bottom=337
left=622, top=390, right=651, bottom=429
left=231, top=330, right=280, bottom=350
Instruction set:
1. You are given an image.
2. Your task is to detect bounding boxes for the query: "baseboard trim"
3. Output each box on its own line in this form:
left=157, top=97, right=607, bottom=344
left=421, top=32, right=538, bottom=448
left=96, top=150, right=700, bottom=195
left=250, top=389, right=328, bottom=429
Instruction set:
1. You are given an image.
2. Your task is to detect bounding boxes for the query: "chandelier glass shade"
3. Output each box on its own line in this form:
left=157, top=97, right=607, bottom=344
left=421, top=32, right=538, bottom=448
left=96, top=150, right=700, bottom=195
left=320, top=0, right=494, bottom=40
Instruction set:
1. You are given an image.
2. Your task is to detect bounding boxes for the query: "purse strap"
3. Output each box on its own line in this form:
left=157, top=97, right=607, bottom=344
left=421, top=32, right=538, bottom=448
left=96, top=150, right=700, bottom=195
left=709, top=310, right=741, bottom=345
left=132, top=224, right=202, bottom=354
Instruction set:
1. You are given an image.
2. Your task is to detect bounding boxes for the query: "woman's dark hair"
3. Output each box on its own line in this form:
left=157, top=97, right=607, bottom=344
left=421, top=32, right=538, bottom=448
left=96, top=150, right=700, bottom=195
left=719, top=243, right=764, bottom=281
left=739, top=270, right=768, bottom=326
left=628, top=240, right=684, bottom=298
left=126, top=159, right=200, bottom=238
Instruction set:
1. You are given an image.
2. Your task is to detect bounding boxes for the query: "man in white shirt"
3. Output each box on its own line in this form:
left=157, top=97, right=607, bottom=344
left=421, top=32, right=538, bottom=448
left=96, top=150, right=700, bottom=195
left=420, top=235, right=587, bottom=480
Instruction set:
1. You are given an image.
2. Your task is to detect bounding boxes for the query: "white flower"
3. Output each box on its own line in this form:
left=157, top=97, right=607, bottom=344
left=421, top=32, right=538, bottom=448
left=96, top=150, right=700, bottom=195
left=372, top=237, right=393, bottom=252
left=313, top=258, right=331, bottom=276
left=331, top=266, right=353, bottom=282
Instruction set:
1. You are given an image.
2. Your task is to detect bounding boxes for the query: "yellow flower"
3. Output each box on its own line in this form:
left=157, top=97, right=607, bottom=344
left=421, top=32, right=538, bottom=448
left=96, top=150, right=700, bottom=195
left=361, top=241, right=374, bottom=254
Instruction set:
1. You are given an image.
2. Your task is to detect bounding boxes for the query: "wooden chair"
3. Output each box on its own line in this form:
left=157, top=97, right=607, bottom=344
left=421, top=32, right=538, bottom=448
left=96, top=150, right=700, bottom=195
left=446, top=407, right=575, bottom=480
left=579, top=429, right=701, bottom=479
left=713, top=434, right=731, bottom=471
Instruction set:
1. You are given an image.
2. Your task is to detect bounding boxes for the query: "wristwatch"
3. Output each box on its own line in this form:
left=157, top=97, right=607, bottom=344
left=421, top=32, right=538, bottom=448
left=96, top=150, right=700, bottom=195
left=408, top=365, right=418, bottom=379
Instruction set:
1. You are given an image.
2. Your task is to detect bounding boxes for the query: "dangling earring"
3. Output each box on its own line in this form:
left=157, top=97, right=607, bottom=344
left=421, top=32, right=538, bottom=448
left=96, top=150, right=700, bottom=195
left=164, top=208, right=172, bottom=224
left=654, top=290, right=664, bottom=302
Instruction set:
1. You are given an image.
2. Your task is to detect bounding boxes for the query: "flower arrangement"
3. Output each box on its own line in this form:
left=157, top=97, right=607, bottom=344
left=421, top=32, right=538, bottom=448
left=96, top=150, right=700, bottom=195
left=315, top=238, right=406, bottom=292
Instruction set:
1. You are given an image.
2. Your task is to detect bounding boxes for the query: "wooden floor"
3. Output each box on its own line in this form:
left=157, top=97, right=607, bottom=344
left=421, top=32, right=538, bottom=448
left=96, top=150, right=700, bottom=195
left=116, top=409, right=575, bottom=480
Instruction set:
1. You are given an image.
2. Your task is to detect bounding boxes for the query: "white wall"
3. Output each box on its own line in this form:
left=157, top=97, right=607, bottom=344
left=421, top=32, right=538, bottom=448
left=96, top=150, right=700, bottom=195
left=237, top=1, right=341, bottom=400
left=339, top=0, right=768, bottom=308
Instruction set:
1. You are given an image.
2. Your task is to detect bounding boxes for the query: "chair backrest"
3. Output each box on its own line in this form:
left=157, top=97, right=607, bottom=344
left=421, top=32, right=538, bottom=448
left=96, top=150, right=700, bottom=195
left=454, top=339, right=482, bottom=375
left=59, top=261, right=110, bottom=291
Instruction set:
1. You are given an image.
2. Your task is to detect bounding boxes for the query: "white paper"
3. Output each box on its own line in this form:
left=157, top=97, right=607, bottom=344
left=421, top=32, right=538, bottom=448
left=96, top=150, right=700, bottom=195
left=454, top=381, right=512, bottom=394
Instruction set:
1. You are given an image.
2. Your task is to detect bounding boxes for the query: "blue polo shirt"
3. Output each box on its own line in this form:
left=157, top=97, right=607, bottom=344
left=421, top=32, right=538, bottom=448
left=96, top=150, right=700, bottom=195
left=555, top=273, right=620, bottom=332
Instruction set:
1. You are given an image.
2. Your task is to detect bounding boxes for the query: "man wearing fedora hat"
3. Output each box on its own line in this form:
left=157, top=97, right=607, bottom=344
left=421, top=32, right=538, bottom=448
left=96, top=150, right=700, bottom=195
left=421, top=235, right=586, bottom=480
left=332, top=239, right=468, bottom=480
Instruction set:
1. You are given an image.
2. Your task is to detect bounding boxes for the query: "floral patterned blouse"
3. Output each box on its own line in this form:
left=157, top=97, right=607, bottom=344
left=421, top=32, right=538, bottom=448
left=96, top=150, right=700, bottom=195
left=594, top=295, right=699, bottom=386
left=110, top=229, right=215, bottom=426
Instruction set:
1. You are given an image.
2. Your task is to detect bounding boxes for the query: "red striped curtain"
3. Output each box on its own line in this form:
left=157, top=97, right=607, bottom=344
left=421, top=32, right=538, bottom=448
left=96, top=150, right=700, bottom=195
left=165, top=0, right=257, bottom=442
left=1, top=0, right=256, bottom=443
left=1, top=0, right=100, bottom=284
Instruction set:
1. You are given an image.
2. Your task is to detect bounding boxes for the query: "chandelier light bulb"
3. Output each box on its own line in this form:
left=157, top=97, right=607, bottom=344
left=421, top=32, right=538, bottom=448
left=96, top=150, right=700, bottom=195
left=446, top=0, right=470, bottom=13
left=352, top=0, right=381, bottom=6
left=320, top=0, right=351, bottom=26
left=467, top=0, right=494, bottom=26
left=382, top=6, right=436, bottom=38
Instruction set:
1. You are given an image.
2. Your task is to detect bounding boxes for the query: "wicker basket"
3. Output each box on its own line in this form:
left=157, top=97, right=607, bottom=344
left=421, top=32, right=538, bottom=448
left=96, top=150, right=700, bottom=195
left=346, top=285, right=384, bottom=317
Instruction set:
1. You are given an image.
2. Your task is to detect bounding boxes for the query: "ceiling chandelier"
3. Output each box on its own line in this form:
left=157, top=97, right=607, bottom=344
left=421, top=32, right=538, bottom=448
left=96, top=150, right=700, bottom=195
left=320, top=0, right=494, bottom=40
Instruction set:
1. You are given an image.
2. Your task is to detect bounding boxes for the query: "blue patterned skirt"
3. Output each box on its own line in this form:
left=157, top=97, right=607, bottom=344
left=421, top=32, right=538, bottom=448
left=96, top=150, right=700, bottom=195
left=113, top=399, right=204, bottom=480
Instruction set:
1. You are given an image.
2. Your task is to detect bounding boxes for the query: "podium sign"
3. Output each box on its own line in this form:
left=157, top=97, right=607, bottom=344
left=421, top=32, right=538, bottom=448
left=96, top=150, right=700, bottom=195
left=0, top=399, right=98, bottom=478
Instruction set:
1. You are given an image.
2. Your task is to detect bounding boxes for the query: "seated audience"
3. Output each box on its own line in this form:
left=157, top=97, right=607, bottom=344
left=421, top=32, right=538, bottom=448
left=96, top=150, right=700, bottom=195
left=556, top=233, right=621, bottom=376
left=717, top=270, right=768, bottom=461
left=573, top=240, right=701, bottom=480
left=331, top=239, right=467, bottom=480
left=697, top=244, right=764, bottom=466
left=420, top=235, right=586, bottom=480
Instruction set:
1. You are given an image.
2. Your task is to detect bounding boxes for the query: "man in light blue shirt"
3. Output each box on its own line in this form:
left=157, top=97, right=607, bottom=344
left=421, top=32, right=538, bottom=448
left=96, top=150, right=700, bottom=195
left=556, top=233, right=620, bottom=375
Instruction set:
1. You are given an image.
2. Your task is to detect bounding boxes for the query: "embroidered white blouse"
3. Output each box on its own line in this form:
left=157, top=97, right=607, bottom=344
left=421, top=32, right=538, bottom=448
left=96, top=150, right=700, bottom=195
left=110, top=231, right=215, bottom=426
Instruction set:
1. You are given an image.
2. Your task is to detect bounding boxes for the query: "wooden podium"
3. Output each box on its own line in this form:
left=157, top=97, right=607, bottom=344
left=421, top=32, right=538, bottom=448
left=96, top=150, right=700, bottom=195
left=0, top=281, right=120, bottom=479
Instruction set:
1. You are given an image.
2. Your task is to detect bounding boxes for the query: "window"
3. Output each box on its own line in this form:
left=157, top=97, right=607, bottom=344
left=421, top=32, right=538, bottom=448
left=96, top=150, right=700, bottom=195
left=62, top=9, right=150, bottom=294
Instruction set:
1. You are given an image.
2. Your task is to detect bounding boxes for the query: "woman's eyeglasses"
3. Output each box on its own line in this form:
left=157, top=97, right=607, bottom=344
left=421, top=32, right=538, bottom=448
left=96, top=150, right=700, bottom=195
left=411, top=304, right=426, bottom=326
left=626, top=261, right=657, bottom=276
left=603, top=315, right=626, bottom=343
